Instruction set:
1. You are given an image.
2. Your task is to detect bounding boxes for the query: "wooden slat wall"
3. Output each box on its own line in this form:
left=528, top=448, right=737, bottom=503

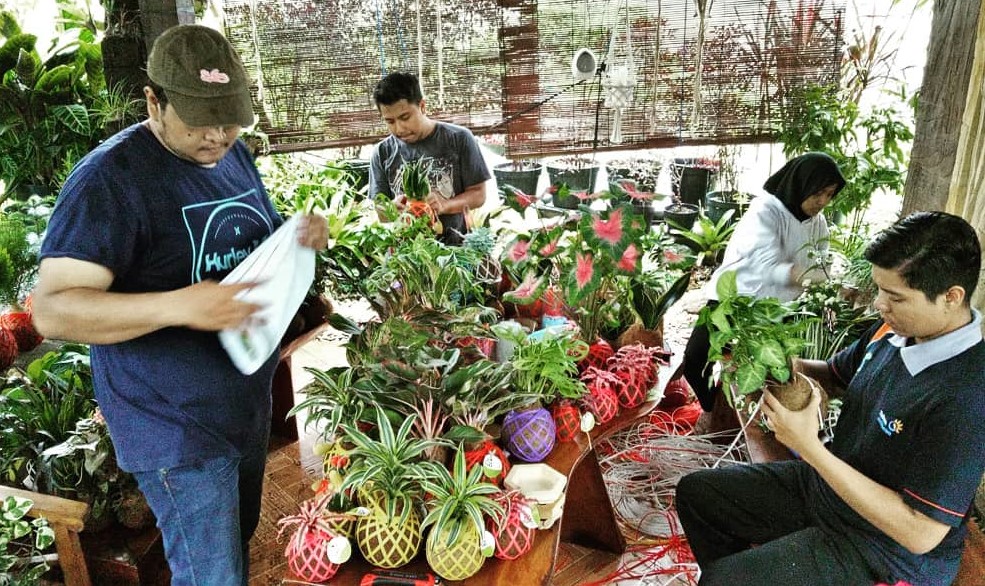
left=222, top=0, right=842, bottom=156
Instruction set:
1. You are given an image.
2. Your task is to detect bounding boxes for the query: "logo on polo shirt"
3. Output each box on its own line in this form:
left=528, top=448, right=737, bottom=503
left=877, top=410, right=903, bottom=436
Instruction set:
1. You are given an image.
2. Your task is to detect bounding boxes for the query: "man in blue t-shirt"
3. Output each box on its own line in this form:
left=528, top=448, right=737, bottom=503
left=368, top=71, right=491, bottom=246
left=31, top=25, right=328, bottom=586
left=677, top=212, right=985, bottom=585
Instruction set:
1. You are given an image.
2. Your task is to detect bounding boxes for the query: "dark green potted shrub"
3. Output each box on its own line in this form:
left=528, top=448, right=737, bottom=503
left=605, top=157, right=662, bottom=192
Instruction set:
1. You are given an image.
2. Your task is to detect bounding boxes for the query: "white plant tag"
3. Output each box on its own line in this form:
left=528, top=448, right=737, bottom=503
left=351, top=507, right=370, bottom=517
left=325, top=535, right=351, bottom=564
left=481, top=530, right=496, bottom=557
left=519, top=503, right=539, bottom=529
left=580, top=411, right=596, bottom=433
left=482, top=452, right=503, bottom=477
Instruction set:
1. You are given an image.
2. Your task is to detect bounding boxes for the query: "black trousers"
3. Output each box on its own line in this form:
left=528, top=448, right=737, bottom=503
left=683, top=301, right=718, bottom=412
left=675, top=462, right=889, bottom=585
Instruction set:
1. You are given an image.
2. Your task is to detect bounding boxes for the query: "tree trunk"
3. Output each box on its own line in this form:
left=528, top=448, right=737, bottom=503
left=902, top=0, right=983, bottom=215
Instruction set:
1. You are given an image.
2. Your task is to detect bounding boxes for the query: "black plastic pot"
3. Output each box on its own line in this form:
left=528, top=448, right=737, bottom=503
left=670, top=159, right=717, bottom=207
left=663, top=202, right=700, bottom=231
left=704, top=191, right=750, bottom=224
left=493, top=161, right=543, bottom=196
left=339, top=159, right=371, bottom=194
left=546, top=165, right=599, bottom=191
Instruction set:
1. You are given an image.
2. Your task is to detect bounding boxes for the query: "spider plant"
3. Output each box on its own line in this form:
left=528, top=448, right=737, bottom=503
left=421, top=447, right=504, bottom=548
left=338, top=407, right=444, bottom=525
left=289, top=366, right=366, bottom=443
left=669, top=209, right=736, bottom=267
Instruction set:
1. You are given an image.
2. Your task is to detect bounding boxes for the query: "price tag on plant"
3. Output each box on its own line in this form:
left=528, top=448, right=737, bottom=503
left=325, top=535, right=351, bottom=564
left=519, top=503, right=539, bottom=529
left=351, top=506, right=370, bottom=517
left=481, top=530, right=496, bottom=557
left=580, top=411, right=596, bottom=433
left=482, top=452, right=503, bottom=478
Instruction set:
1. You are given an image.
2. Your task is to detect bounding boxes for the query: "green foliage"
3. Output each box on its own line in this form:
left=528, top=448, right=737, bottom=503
left=669, top=209, right=736, bottom=267
left=0, top=213, right=40, bottom=307
left=776, top=83, right=913, bottom=219
left=421, top=447, right=503, bottom=547
left=630, top=271, right=691, bottom=331
left=401, top=158, right=431, bottom=201
left=698, top=271, right=809, bottom=398
left=508, top=330, right=587, bottom=402
left=792, top=279, right=878, bottom=360
left=0, top=15, right=139, bottom=199
left=339, top=407, right=444, bottom=525
left=0, top=495, right=55, bottom=585
left=363, top=236, right=485, bottom=316
left=290, top=366, right=365, bottom=443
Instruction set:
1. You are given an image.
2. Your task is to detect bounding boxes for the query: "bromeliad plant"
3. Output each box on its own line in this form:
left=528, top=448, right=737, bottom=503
left=421, top=447, right=504, bottom=581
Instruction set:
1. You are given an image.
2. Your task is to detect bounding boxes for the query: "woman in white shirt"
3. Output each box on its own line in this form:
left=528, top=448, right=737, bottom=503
left=683, top=152, right=846, bottom=419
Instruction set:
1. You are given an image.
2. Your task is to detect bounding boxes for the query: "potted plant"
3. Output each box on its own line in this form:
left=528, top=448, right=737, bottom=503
left=0, top=494, right=55, bottom=585
left=0, top=15, right=140, bottom=200
left=502, top=330, right=588, bottom=462
left=668, top=156, right=718, bottom=207
left=421, top=447, right=504, bottom=581
left=704, top=145, right=752, bottom=223
left=662, top=191, right=700, bottom=231
left=276, top=491, right=355, bottom=583
left=605, top=157, right=663, bottom=192
left=289, top=366, right=366, bottom=444
left=609, top=179, right=663, bottom=226
left=617, top=270, right=691, bottom=348
left=338, top=407, right=444, bottom=568
left=546, top=156, right=600, bottom=209
left=670, top=209, right=737, bottom=267
left=493, top=160, right=543, bottom=197
left=697, top=271, right=821, bottom=413
left=0, top=214, right=42, bottom=363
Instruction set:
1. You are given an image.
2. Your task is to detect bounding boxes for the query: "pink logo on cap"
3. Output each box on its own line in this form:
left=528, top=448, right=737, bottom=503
left=199, top=69, right=230, bottom=84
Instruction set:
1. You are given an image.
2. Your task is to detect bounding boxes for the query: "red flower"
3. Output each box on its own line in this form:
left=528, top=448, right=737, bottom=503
left=592, top=208, right=625, bottom=245
left=618, top=244, right=640, bottom=272
left=575, top=253, right=595, bottom=289
left=508, top=239, right=531, bottom=262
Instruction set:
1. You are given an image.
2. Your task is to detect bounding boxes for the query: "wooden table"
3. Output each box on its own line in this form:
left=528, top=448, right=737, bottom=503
left=299, top=351, right=685, bottom=585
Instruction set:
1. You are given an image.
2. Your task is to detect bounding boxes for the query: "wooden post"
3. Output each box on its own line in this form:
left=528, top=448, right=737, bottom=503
left=902, top=1, right=983, bottom=215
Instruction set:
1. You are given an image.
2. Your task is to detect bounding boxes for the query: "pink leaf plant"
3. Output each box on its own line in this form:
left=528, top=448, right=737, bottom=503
left=503, top=269, right=549, bottom=305
left=501, top=184, right=537, bottom=214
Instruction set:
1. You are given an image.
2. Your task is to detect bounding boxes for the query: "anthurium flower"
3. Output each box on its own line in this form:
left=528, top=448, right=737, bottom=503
left=503, top=269, right=548, bottom=305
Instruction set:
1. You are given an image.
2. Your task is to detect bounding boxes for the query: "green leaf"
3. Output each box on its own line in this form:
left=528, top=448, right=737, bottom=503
left=735, top=362, right=768, bottom=395
left=716, top=270, right=737, bottom=300
left=51, top=103, right=90, bottom=135
left=754, top=337, right=787, bottom=369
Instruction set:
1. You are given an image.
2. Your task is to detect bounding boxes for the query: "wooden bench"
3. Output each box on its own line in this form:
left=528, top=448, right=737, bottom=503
left=737, top=410, right=985, bottom=586
left=285, top=351, right=685, bottom=585
left=0, top=485, right=91, bottom=586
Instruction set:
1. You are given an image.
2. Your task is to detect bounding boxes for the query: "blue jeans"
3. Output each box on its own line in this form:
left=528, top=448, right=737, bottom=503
left=133, top=442, right=267, bottom=586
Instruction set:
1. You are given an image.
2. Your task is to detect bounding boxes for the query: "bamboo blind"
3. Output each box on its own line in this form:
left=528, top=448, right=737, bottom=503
left=222, top=0, right=843, bottom=157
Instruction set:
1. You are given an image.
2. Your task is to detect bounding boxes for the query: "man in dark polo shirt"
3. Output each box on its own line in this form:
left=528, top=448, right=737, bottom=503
left=676, top=211, right=985, bottom=585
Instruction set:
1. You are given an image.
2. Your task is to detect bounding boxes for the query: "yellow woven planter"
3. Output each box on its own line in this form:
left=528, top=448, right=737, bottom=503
left=425, top=522, right=485, bottom=581
left=356, top=507, right=422, bottom=568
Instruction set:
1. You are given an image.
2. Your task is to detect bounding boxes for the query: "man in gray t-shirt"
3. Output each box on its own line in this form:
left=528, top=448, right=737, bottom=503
left=369, top=72, right=490, bottom=245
